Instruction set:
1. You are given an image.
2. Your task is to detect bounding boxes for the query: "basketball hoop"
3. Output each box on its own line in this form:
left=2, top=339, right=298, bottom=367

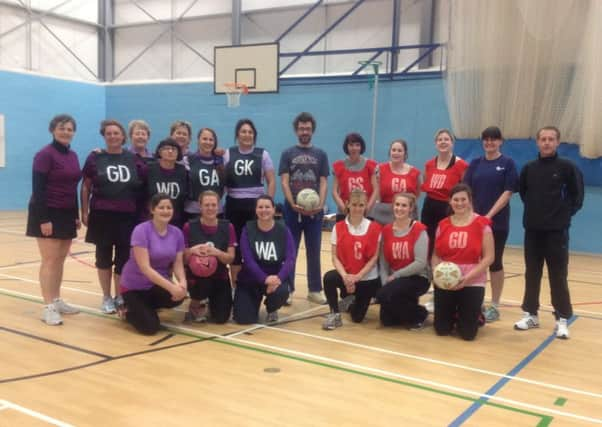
left=223, top=82, right=249, bottom=108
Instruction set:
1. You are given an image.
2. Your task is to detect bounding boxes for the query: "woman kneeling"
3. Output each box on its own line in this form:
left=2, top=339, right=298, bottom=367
left=323, top=189, right=382, bottom=330
left=432, top=184, right=494, bottom=341
left=119, top=194, right=187, bottom=335
left=233, top=195, right=295, bottom=324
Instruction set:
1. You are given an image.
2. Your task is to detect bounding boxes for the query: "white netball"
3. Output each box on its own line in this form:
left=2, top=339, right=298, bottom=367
left=296, top=188, right=320, bottom=211
left=433, top=261, right=463, bottom=290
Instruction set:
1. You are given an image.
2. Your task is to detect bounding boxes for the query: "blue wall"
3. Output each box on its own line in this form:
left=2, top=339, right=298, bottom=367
left=455, top=139, right=602, bottom=253
left=0, top=70, right=105, bottom=209
left=2, top=70, right=601, bottom=253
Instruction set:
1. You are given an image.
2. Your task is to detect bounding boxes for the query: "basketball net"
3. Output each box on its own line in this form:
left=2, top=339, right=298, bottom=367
left=224, top=82, right=249, bottom=108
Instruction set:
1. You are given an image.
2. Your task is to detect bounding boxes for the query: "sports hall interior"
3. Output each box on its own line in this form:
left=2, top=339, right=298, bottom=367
left=0, top=1, right=600, bottom=426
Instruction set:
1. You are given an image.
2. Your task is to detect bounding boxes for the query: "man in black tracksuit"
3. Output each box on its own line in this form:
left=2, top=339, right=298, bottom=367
left=514, top=126, right=584, bottom=339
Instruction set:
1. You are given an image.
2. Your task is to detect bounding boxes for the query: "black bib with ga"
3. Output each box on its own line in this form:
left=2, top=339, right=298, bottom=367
left=147, top=163, right=188, bottom=210
left=95, top=151, right=140, bottom=200
left=225, top=147, right=264, bottom=188
left=245, top=220, right=286, bottom=269
left=188, top=155, right=224, bottom=200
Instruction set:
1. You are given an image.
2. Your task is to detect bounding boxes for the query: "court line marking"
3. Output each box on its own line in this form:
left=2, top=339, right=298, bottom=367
left=0, top=400, right=74, bottom=427
left=449, top=317, right=580, bottom=426
left=0, top=272, right=102, bottom=296
left=0, top=287, right=598, bottom=423
left=0, top=279, right=600, bottom=398
left=0, top=254, right=96, bottom=272
left=261, top=324, right=602, bottom=399
left=501, top=297, right=602, bottom=316
left=0, top=288, right=583, bottom=424
left=167, top=323, right=602, bottom=425
left=0, top=325, right=112, bottom=359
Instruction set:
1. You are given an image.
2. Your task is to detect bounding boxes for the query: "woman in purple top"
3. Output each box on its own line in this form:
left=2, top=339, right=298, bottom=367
left=464, top=126, right=518, bottom=322
left=119, top=194, right=187, bottom=335
left=223, top=119, right=276, bottom=285
left=81, top=119, right=147, bottom=314
left=183, top=190, right=236, bottom=323
left=233, top=195, right=295, bottom=324
left=27, top=114, right=82, bottom=326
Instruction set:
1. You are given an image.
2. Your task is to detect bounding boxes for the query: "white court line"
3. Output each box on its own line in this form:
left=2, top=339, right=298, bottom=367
left=0, top=285, right=599, bottom=423
left=0, top=272, right=102, bottom=297
left=262, top=325, right=602, bottom=399
left=0, top=400, right=74, bottom=427
left=501, top=297, right=602, bottom=316
left=164, top=324, right=602, bottom=425
left=0, top=254, right=96, bottom=272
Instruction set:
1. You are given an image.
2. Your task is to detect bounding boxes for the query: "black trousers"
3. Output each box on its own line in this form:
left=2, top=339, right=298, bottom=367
left=233, top=280, right=290, bottom=324
left=323, top=270, right=380, bottom=323
left=434, top=286, right=484, bottom=341
left=187, top=277, right=233, bottom=324
left=522, top=229, right=573, bottom=319
left=376, top=275, right=430, bottom=327
left=122, top=286, right=184, bottom=335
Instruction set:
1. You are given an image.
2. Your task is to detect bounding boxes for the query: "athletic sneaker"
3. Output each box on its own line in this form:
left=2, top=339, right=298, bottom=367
left=338, top=295, right=355, bottom=313
left=284, top=291, right=294, bottom=306
left=101, top=296, right=116, bottom=314
left=266, top=311, right=279, bottom=323
left=514, top=312, right=539, bottom=330
left=555, top=318, right=570, bottom=339
left=307, top=291, right=327, bottom=305
left=42, top=304, right=63, bottom=326
left=185, top=302, right=208, bottom=323
left=53, top=298, right=80, bottom=314
left=114, top=295, right=124, bottom=308
left=483, top=305, right=500, bottom=323
left=425, top=299, right=434, bottom=314
left=322, top=312, right=342, bottom=330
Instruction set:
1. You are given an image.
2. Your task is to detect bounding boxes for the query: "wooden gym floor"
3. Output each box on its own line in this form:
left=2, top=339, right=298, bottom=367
left=0, top=211, right=600, bottom=426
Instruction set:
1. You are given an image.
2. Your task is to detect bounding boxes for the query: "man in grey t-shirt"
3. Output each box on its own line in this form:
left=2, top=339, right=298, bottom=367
left=279, top=112, right=329, bottom=304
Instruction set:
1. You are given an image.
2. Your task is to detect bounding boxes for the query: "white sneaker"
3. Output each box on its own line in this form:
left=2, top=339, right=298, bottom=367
left=514, top=312, right=539, bottom=330
left=425, top=299, right=434, bottom=314
left=42, top=304, right=63, bottom=325
left=266, top=311, right=279, bottom=323
left=555, top=318, right=570, bottom=339
left=101, top=296, right=116, bottom=314
left=307, top=291, right=327, bottom=305
left=284, top=291, right=294, bottom=306
left=53, top=298, right=80, bottom=314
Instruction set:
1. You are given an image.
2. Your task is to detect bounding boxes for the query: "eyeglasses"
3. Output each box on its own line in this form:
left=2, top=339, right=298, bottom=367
left=160, top=146, right=177, bottom=151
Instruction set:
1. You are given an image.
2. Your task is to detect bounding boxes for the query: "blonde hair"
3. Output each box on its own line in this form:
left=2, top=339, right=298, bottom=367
left=392, top=192, right=416, bottom=209
left=345, top=189, right=368, bottom=215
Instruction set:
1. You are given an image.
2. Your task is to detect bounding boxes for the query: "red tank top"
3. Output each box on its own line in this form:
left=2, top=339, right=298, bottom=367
left=378, top=163, right=420, bottom=203
left=333, top=159, right=376, bottom=203
left=421, top=157, right=468, bottom=201
left=382, top=221, right=427, bottom=270
left=434, top=215, right=491, bottom=264
left=335, top=220, right=382, bottom=274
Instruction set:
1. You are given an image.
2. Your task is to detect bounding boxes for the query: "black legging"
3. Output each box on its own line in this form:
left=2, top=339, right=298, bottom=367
left=377, top=275, right=429, bottom=326
left=434, top=286, right=484, bottom=341
left=421, top=196, right=449, bottom=259
left=323, top=270, right=380, bottom=323
left=122, top=286, right=184, bottom=335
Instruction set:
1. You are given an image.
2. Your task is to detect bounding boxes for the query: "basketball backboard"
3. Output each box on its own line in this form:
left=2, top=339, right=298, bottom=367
left=214, top=42, right=279, bottom=94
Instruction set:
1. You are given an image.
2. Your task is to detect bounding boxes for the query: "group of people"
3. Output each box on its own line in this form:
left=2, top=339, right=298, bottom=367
left=27, top=112, right=584, bottom=341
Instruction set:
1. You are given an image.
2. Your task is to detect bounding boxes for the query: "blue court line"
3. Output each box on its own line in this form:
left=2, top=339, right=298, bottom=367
left=449, top=316, right=578, bottom=427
